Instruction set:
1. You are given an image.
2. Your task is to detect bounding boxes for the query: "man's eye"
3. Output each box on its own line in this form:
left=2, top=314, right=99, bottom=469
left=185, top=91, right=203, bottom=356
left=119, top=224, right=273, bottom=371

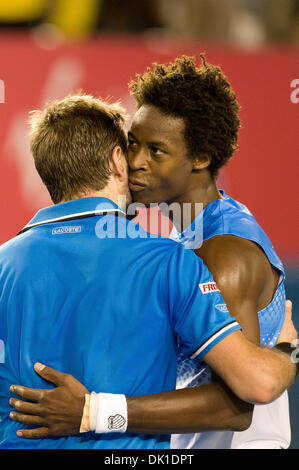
left=151, top=147, right=164, bottom=156
left=128, top=140, right=138, bottom=149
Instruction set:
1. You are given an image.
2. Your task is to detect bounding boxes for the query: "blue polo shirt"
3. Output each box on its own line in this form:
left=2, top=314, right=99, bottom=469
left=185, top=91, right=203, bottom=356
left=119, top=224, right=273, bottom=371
left=0, top=197, right=240, bottom=449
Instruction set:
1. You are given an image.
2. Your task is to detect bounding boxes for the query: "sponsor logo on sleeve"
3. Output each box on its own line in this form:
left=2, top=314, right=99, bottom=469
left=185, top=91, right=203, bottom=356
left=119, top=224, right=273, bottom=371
left=198, top=282, right=220, bottom=294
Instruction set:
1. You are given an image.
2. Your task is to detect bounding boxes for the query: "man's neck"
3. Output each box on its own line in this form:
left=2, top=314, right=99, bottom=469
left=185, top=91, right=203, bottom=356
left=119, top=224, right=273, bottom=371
left=164, top=171, right=222, bottom=232
left=63, top=188, right=127, bottom=212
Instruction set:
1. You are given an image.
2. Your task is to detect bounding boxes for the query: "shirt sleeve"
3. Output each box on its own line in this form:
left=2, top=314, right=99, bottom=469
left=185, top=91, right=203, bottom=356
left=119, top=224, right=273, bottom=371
left=168, top=243, right=241, bottom=360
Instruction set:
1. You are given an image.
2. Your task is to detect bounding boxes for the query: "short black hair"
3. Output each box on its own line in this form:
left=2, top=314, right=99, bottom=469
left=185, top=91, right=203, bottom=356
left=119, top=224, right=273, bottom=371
left=129, top=55, right=241, bottom=177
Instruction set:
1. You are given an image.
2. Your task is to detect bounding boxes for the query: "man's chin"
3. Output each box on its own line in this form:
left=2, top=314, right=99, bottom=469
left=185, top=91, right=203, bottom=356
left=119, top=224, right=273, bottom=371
left=130, top=189, right=159, bottom=206
left=131, top=196, right=160, bottom=208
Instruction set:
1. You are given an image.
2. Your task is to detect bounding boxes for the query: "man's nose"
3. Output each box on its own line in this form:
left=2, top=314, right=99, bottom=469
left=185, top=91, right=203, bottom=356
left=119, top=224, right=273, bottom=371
left=128, top=149, right=148, bottom=171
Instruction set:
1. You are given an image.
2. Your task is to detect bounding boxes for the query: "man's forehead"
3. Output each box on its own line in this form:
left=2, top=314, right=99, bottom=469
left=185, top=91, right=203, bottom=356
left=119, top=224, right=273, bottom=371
left=130, top=105, right=185, bottom=141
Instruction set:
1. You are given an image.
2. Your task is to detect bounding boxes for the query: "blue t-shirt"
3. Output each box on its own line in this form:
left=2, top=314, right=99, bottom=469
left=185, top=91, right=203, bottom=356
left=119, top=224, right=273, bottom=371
left=0, top=197, right=240, bottom=449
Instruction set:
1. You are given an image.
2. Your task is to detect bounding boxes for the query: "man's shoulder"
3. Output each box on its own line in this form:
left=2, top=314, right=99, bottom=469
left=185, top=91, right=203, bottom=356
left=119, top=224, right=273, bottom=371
left=0, top=230, right=45, bottom=271
left=205, top=193, right=271, bottom=245
left=196, top=235, right=270, bottom=286
left=200, top=233, right=262, bottom=256
left=0, top=233, right=26, bottom=258
left=132, top=234, right=202, bottom=280
left=129, top=230, right=183, bottom=252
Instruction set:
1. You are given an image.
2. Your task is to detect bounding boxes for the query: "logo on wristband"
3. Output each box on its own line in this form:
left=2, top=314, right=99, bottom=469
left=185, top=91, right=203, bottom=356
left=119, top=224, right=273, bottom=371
left=108, top=414, right=126, bottom=430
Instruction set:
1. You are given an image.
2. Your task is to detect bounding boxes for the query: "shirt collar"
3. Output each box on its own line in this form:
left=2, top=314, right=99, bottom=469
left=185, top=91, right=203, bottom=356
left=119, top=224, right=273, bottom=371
left=24, top=197, right=125, bottom=229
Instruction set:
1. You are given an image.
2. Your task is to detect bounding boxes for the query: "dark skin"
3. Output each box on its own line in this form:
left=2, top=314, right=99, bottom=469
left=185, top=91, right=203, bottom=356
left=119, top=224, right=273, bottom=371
left=9, top=105, right=295, bottom=438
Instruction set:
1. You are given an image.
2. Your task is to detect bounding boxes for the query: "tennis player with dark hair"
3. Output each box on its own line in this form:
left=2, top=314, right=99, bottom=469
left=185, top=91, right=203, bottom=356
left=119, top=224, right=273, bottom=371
left=7, top=58, right=298, bottom=449
left=126, top=55, right=293, bottom=449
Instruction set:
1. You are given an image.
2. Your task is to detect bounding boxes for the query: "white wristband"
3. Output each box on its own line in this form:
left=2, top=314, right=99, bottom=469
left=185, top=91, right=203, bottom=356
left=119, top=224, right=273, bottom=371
left=89, top=392, right=128, bottom=434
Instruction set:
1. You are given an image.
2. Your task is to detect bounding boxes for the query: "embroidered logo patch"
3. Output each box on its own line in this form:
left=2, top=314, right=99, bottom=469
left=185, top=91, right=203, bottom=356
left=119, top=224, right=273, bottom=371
left=52, top=226, right=82, bottom=235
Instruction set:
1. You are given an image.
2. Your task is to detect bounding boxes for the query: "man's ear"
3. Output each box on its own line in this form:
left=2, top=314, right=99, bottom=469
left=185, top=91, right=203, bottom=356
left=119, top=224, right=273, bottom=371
left=110, top=146, right=126, bottom=179
left=192, top=154, right=211, bottom=171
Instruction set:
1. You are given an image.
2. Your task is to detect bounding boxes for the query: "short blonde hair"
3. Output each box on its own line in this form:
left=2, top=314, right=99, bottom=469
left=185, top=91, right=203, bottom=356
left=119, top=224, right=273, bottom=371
left=29, top=93, right=128, bottom=203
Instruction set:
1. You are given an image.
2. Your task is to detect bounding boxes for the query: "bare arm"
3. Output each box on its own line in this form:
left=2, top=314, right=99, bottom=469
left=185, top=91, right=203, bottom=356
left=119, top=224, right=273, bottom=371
left=9, top=238, right=297, bottom=438
left=204, top=329, right=296, bottom=404
left=128, top=236, right=266, bottom=433
left=9, top=302, right=296, bottom=439
left=128, top=236, right=296, bottom=430
left=126, top=376, right=252, bottom=434
left=196, top=236, right=296, bottom=404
